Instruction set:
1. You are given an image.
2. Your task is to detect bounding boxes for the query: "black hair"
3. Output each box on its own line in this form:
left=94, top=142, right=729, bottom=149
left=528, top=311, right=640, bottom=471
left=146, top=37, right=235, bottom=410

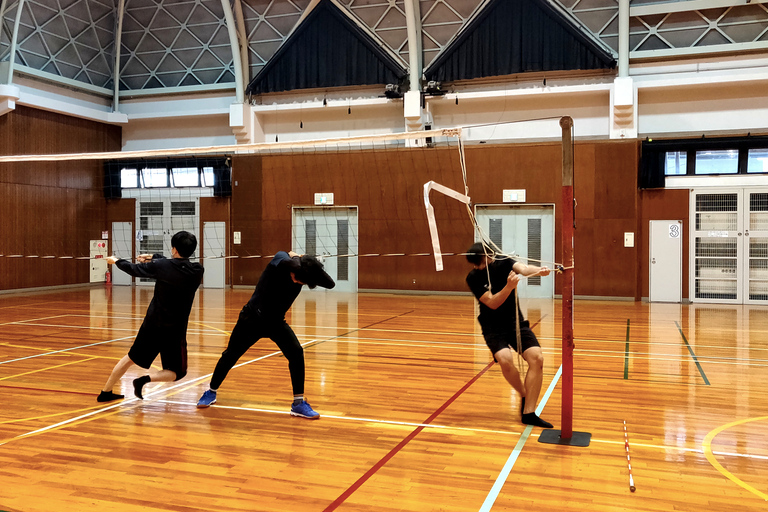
left=295, top=255, right=335, bottom=289
left=466, top=242, right=491, bottom=265
left=171, top=231, right=197, bottom=258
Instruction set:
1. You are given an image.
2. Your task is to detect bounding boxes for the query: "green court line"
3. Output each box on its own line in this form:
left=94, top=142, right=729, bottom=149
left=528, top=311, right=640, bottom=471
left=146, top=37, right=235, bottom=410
left=624, top=319, right=630, bottom=380
left=675, top=321, right=710, bottom=386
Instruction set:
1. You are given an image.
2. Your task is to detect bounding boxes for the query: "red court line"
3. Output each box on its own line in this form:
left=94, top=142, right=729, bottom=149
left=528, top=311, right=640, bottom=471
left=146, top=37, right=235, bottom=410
left=323, top=360, right=495, bottom=512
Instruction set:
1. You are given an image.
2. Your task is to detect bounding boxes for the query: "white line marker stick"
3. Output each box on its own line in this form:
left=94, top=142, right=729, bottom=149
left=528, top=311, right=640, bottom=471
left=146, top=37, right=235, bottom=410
left=624, top=420, right=636, bottom=492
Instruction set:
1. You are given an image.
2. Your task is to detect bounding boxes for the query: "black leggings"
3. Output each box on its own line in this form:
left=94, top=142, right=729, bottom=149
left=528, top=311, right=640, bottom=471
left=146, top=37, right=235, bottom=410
left=210, top=306, right=305, bottom=395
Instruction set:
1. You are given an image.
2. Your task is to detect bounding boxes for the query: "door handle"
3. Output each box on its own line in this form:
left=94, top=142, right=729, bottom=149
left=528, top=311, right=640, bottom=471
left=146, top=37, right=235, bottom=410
left=651, top=258, right=656, bottom=264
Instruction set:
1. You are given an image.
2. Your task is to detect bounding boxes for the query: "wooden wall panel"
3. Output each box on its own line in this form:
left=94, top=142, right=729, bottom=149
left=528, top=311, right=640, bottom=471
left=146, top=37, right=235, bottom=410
left=639, top=188, right=690, bottom=299
left=232, top=140, right=640, bottom=297
left=230, top=156, right=264, bottom=286
left=0, top=106, right=121, bottom=291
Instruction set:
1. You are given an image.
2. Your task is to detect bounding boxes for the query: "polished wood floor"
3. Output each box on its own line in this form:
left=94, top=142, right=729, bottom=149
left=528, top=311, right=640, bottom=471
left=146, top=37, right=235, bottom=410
left=0, top=285, right=766, bottom=512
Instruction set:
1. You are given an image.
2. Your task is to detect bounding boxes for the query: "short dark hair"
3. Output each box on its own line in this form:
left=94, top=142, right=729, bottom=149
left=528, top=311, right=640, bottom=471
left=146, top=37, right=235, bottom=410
left=171, top=231, right=197, bottom=258
left=466, top=242, right=491, bottom=265
left=294, top=255, right=335, bottom=289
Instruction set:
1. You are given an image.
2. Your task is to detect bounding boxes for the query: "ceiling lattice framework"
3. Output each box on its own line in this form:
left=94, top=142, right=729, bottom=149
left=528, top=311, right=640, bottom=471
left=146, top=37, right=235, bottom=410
left=1, top=0, right=116, bottom=89
left=1, top=0, right=768, bottom=94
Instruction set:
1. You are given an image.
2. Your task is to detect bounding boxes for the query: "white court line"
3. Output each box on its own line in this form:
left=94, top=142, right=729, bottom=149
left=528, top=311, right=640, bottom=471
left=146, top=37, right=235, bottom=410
left=0, top=339, right=319, bottom=444
left=158, top=399, right=524, bottom=436
left=0, top=314, right=69, bottom=327
left=479, top=364, right=562, bottom=512
left=0, top=335, right=136, bottom=365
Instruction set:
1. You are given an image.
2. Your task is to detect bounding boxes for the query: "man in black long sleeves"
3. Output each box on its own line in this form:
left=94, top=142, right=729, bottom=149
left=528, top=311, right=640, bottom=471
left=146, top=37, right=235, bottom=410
left=196, top=250, right=334, bottom=419
left=97, top=230, right=204, bottom=402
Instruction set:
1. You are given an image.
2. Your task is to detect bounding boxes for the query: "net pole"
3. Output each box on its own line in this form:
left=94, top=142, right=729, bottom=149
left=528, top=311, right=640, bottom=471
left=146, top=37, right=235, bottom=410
left=560, top=115, right=575, bottom=439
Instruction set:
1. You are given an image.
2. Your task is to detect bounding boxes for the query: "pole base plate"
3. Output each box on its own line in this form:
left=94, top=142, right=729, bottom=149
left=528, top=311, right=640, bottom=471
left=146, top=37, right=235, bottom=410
left=538, top=429, right=591, bottom=447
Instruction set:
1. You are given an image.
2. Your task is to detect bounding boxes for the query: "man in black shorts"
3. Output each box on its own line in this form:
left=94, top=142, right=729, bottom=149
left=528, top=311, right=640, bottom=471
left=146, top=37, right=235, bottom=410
left=196, top=251, right=334, bottom=419
left=97, top=230, right=204, bottom=402
left=465, top=242, right=553, bottom=428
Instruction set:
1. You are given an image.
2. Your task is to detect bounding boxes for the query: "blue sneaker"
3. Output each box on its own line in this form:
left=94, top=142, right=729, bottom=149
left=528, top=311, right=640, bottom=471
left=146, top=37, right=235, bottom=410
left=197, top=389, right=217, bottom=408
left=290, top=400, right=320, bottom=419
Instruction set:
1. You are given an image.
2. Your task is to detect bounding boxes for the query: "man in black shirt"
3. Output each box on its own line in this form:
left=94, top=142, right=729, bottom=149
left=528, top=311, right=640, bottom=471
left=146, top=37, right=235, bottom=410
left=465, top=242, right=553, bottom=428
left=97, top=231, right=204, bottom=402
left=196, top=251, right=334, bottom=419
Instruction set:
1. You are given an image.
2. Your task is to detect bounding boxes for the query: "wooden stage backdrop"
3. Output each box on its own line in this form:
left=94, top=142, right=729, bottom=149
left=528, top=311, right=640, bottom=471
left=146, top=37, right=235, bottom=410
left=0, top=286, right=766, bottom=511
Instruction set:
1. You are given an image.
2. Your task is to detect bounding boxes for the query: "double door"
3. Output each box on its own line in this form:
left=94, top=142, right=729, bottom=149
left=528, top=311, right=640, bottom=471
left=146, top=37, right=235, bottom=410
left=690, top=188, right=768, bottom=304
left=292, top=207, right=358, bottom=293
left=474, top=204, right=555, bottom=299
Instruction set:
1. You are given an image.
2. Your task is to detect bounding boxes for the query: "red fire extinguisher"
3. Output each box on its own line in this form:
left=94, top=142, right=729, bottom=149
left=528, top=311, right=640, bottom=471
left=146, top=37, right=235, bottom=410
left=106, top=270, right=112, bottom=284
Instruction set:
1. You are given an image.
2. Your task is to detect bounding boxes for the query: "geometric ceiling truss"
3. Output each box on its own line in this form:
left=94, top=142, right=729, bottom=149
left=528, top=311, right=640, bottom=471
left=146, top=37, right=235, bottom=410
left=628, top=1, right=768, bottom=56
left=118, top=0, right=234, bottom=90
left=1, top=0, right=117, bottom=89
left=337, top=0, right=485, bottom=70
left=239, top=0, right=310, bottom=83
left=554, top=0, right=768, bottom=58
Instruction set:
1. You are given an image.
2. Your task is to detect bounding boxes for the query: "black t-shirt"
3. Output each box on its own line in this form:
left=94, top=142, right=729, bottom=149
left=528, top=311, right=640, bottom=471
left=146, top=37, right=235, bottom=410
left=466, top=258, right=525, bottom=333
left=115, top=254, right=204, bottom=333
left=245, top=251, right=303, bottom=320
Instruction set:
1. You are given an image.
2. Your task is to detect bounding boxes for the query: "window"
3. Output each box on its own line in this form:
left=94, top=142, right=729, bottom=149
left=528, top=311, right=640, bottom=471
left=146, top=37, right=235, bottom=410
left=695, top=150, right=739, bottom=175
left=664, top=151, right=687, bottom=176
left=202, top=166, right=215, bottom=187
left=747, top=149, right=768, bottom=174
left=171, top=167, right=199, bottom=187
left=141, top=168, right=168, bottom=187
left=121, top=168, right=138, bottom=188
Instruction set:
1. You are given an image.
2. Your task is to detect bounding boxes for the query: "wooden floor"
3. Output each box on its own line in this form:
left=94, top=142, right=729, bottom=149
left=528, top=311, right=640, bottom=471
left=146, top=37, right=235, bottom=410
left=0, top=285, right=766, bottom=512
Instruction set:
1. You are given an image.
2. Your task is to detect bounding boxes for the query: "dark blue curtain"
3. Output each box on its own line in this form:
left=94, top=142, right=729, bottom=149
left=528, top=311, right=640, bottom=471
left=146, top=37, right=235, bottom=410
left=425, top=0, right=615, bottom=82
left=247, top=0, right=406, bottom=95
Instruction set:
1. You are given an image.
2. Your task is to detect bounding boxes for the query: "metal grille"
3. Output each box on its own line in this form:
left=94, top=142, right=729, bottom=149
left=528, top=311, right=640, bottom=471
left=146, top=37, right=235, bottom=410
left=527, top=218, right=541, bottom=286
left=695, top=194, right=738, bottom=231
left=305, top=220, right=316, bottom=256
left=489, top=218, right=502, bottom=250
left=695, top=239, right=737, bottom=258
left=171, top=201, right=196, bottom=216
left=337, top=220, right=349, bottom=281
left=140, top=202, right=164, bottom=216
left=749, top=237, right=768, bottom=300
left=750, top=193, right=768, bottom=231
left=696, top=193, right=738, bottom=212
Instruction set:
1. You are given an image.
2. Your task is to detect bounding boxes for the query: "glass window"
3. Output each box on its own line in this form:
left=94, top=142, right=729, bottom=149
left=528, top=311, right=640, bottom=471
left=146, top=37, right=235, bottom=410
left=141, top=168, right=168, bottom=187
left=201, top=166, right=215, bottom=187
left=695, top=149, right=739, bottom=175
left=120, top=168, right=138, bottom=188
left=747, top=149, right=768, bottom=173
left=664, top=151, right=687, bottom=175
left=171, top=167, right=199, bottom=187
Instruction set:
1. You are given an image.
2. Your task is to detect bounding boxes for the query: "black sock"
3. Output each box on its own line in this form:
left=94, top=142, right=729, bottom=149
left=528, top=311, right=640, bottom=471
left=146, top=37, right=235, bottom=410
left=521, top=412, right=553, bottom=429
left=97, top=390, right=124, bottom=403
left=520, top=397, right=526, bottom=416
left=133, top=375, right=151, bottom=400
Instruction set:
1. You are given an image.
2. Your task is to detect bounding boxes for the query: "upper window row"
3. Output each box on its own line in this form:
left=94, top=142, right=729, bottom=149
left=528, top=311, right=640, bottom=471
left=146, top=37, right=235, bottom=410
left=665, top=148, right=768, bottom=176
left=121, top=166, right=215, bottom=188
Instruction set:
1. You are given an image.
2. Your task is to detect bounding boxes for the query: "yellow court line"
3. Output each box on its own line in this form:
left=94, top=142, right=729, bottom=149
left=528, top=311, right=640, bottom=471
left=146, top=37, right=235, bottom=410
left=0, top=402, right=112, bottom=424
left=703, top=416, right=768, bottom=501
left=0, top=341, right=123, bottom=361
left=190, top=321, right=231, bottom=336
left=0, top=357, right=99, bottom=381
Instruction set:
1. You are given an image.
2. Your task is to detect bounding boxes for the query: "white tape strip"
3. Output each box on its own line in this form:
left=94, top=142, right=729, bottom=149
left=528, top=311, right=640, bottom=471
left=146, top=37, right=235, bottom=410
left=423, top=181, right=471, bottom=271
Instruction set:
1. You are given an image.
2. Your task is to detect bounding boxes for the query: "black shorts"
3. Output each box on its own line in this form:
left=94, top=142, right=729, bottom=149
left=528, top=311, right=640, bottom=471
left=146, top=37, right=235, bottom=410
left=483, top=322, right=540, bottom=359
left=128, top=322, right=188, bottom=380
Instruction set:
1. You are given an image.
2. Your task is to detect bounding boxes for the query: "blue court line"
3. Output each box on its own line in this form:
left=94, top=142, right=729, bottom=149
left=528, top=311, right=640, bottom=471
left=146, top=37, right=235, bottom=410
left=675, top=321, right=710, bottom=385
left=478, top=364, right=563, bottom=512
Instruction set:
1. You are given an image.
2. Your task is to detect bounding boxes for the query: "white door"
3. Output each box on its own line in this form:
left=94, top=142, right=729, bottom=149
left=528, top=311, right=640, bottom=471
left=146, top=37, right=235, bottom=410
left=203, top=221, right=226, bottom=289
left=292, top=207, right=358, bottom=293
left=745, top=190, right=768, bottom=304
left=649, top=220, right=682, bottom=302
left=474, top=205, right=555, bottom=299
left=135, top=195, right=200, bottom=285
left=690, top=190, right=741, bottom=303
left=111, top=222, right=133, bottom=286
